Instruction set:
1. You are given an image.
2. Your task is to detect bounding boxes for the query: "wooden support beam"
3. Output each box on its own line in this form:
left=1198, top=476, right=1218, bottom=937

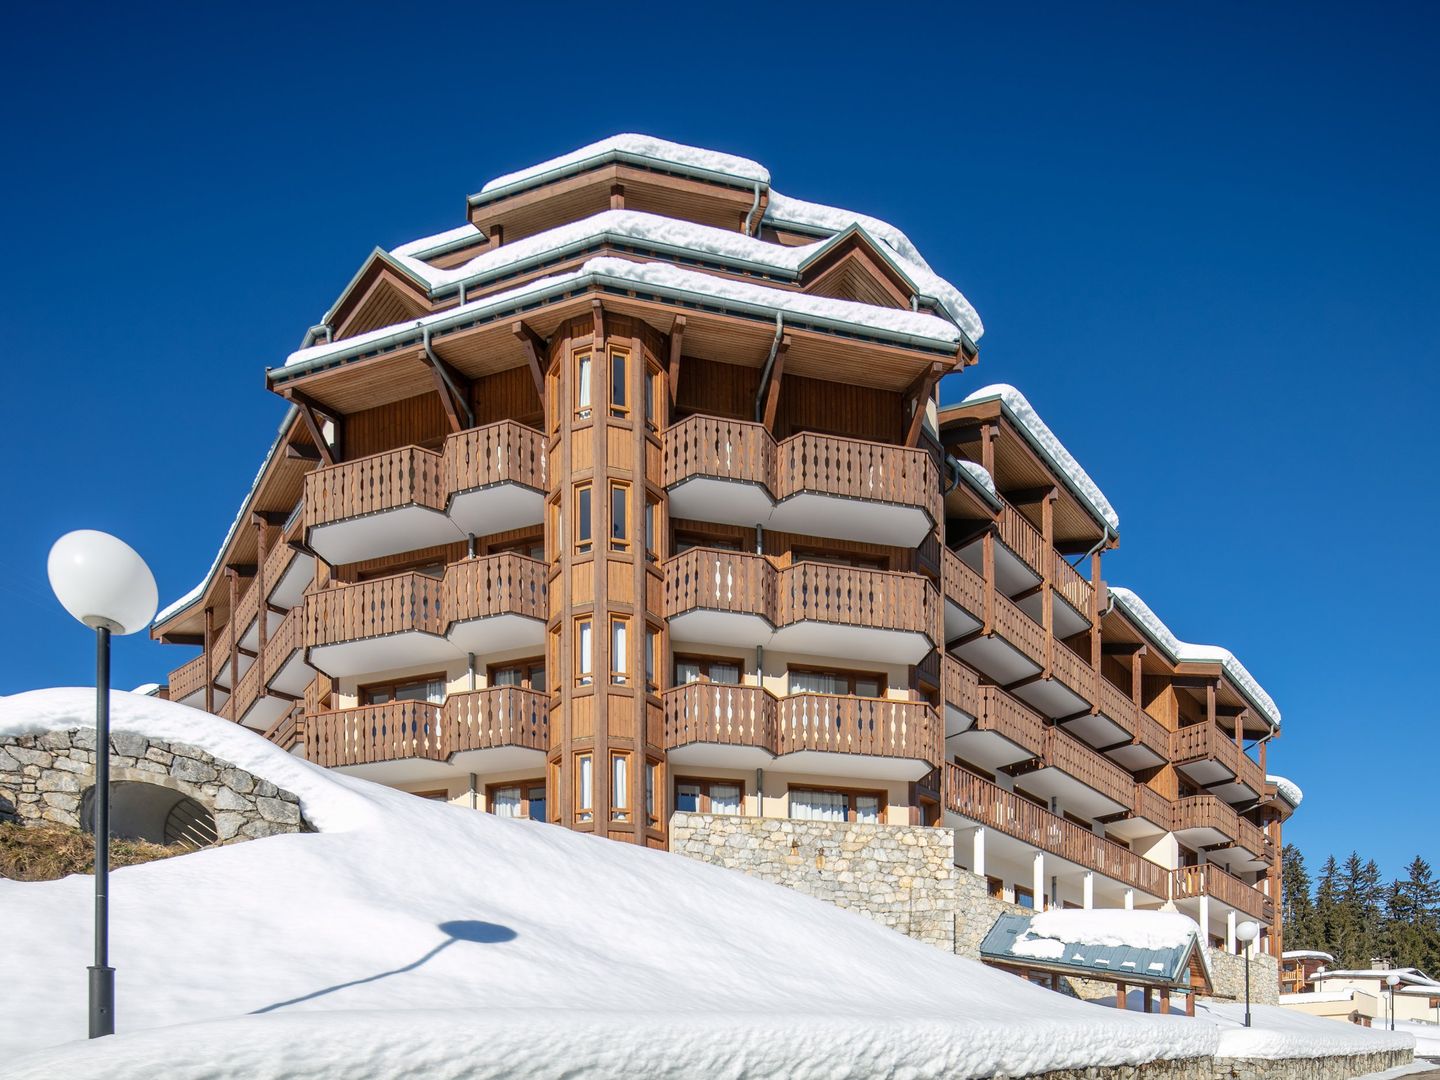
left=1011, top=583, right=1045, bottom=602
left=285, top=390, right=336, bottom=467
left=609, top=183, right=625, bottom=209
left=667, top=315, right=686, bottom=406
left=947, top=629, right=987, bottom=651
left=512, top=321, right=547, bottom=404
left=265, top=602, right=288, bottom=617
left=265, top=689, right=301, bottom=703
left=223, top=563, right=257, bottom=578
left=1102, top=642, right=1147, bottom=655
left=160, top=633, right=204, bottom=647
left=1003, top=671, right=1047, bottom=692
left=419, top=344, right=472, bottom=433
left=761, top=335, right=791, bottom=432
left=284, top=443, right=322, bottom=462
left=251, top=511, right=289, bottom=528
left=591, top=299, right=606, bottom=347
left=903, top=363, right=945, bottom=448
left=1000, top=757, right=1044, bottom=778
left=1003, top=486, right=1059, bottom=506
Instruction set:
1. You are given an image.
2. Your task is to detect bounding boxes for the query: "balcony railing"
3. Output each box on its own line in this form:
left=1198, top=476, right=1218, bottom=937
left=942, top=655, right=982, bottom=718
left=972, top=685, right=1047, bottom=758
left=445, top=687, right=549, bottom=753
left=992, top=591, right=1046, bottom=668
left=1170, top=864, right=1272, bottom=923
left=1134, top=783, right=1172, bottom=830
left=776, top=693, right=940, bottom=763
left=261, top=529, right=299, bottom=599
left=304, top=554, right=546, bottom=649
left=304, top=445, right=446, bottom=532
left=442, top=421, right=547, bottom=497
left=664, top=415, right=940, bottom=520
left=663, top=551, right=936, bottom=643
left=663, top=683, right=775, bottom=753
left=263, top=705, right=304, bottom=754
left=1172, top=722, right=1265, bottom=794
left=661, top=684, right=941, bottom=767
left=996, top=498, right=1045, bottom=578
left=941, top=545, right=986, bottom=620
left=1043, top=727, right=1134, bottom=809
left=946, top=765, right=1170, bottom=898
left=1171, top=795, right=1270, bottom=861
left=169, top=654, right=207, bottom=703
left=1052, top=552, right=1094, bottom=615
left=1049, top=640, right=1095, bottom=703
left=261, top=606, right=303, bottom=685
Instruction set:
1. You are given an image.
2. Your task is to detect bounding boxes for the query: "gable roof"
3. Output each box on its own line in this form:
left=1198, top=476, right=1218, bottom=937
left=980, top=912, right=1211, bottom=991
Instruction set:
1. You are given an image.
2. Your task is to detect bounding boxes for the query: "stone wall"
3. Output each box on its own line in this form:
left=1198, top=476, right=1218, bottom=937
left=1212, top=1048, right=1411, bottom=1080
left=1203, top=950, right=1280, bottom=1007
left=0, top=729, right=309, bottom=844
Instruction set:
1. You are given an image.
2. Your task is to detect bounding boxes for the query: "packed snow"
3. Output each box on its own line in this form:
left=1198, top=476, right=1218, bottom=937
left=1392, top=1020, right=1440, bottom=1057
left=960, top=383, right=1120, bottom=531
left=955, top=457, right=999, bottom=499
left=390, top=222, right=483, bottom=259
left=1020, top=909, right=1202, bottom=953
left=1268, top=774, right=1303, bottom=807
left=1, top=688, right=1221, bottom=1079
left=477, top=133, right=771, bottom=195
left=386, top=208, right=982, bottom=341
left=1109, top=586, right=1282, bottom=731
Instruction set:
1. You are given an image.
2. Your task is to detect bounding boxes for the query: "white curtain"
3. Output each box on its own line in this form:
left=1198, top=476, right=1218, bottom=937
left=791, top=789, right=847, bottom=822
left=854, top=795, right=881, bottom=824
left=789, top=671, right=846, bottom=695
left=492, top=786, right=522, bottom=818
left=710, top=784, right=740, bottom=815
left=577, top=355, right=592, bottom=415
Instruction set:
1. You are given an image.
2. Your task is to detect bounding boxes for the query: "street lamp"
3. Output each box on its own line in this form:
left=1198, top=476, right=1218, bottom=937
left=1235, top=920, right=1260, bottom=1028
left=1386, top=973, right=1400, bottom=1032
left=46, top=530, right=157, bottom=1039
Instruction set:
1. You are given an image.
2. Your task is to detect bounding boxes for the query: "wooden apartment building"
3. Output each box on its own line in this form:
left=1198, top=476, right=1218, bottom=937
left=152, top=136, right=1297, bottom=955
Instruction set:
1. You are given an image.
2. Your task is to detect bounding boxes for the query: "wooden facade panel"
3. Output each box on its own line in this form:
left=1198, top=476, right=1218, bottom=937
left=607, top=560, right=635, bottom=605
left=347, top=392, right=449, bottom=459
left=606, top=426, right=633, bottom=471
left=470, top=366, right=541, bottom=429
left=776, top=372, right=901, bottom=444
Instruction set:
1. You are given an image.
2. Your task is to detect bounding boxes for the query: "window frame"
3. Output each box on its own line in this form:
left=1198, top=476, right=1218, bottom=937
left=358, top=672, right=448, bottom=707
left=576, top=752, right=594, bottom=822
left=487, top=658, right=547, bottom=693
left=609, top=480, right=630, bottom=551
left=575, top=350, right=593, bottom=421
left=608, top=346, right=629, bottom=418
left=674, top=654, right=745, bottom=686
left=575, top=484, right=593, bottom=555
left=610, top=751, right=631, bottom=822
left=576, top=619, right=593, bottom=686
left=673, top=776, right=745, bottom=816
left=485, top=779, right=547, bottom=821
left=787, top=784, right=887, bottom=824
left=786, top=665, right=887, bottom=698
left=609, top=616, right=630, bottom=685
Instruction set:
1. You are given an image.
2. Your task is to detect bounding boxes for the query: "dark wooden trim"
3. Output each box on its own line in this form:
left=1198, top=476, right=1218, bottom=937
left=667, top=315, right=686, bottom=406
left=512, top=320, right=547, bottom=403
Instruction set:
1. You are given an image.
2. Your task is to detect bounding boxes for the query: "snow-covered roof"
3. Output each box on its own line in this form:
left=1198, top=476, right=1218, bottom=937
left=1282, top=950, right=1335, bottom=962
left=0, top=688, right=1225, bottom=1076
left=383, top=209, right=982, bottom=342
left=1268, top=775, right=1303, bottom=808
left=128, top=683, right=162, bottom=697
left=1109, top=586, right=1282, bottom=731
left=953, top=458, right=1000, bottom=505
left=153, top=408, right=298, bottom=628
left=1026, top=909, right=1203, bottom=953
left=1277, top=990, right=1371, bottom=1004
left=475, top=133, right=771, bottom=198
left=1313, top=968, right=1440, bottom=987
left=283, top=255, right=965, bottom=378
left=958, top=383, right=1120, bottom=532
left=983, top=910, right=1208, bottom=989
left=390, top=222, right=483, bottom=260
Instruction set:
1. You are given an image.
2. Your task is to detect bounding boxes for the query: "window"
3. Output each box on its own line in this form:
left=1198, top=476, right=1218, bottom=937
left=645, top=627, right=658, bottom=690
left=610, top=482, right=629, bottom=550
left=576, top=753, right=593, bottom=822
left=575, top=351, right=592, bottom=420
left=576, top=620, right=593, bottom=686
left=360, top=674, right=446, bottom=706
left=674, top=779, right=741, bottom=815
left=789, top=787, right=883, bottom=824
left=1014, top=885, right=1035, bottom=910
left=674, top=533, right=741, bottom=554
left=609, top=348, right=628, bottom=417
left=611, top=753, right=630, bottom=822
left=610, top=617, right=629, bottom=685
left=645, top=498, right=658, bottom=557
left=787, top=667, right=885, bottom=698
left=645, top=760, right=659, bottom=826
left=492, top=537, right=545, bottom=560
left=489, top=659, right=546, bottom=693
left=547, top=497, right=562, bottom=560
left=675, top=656, right=742, bottom=685
left=576, top=485, right=592, bottom=554
left=986, top=875, right=1005, bottom=900
left=793, top=549, right=887, bottom=570
left=487, top=783, right=547, bottom=820
left=645, top=364, right=662, bottom=426
left=356, top=559, right=445, bottom=582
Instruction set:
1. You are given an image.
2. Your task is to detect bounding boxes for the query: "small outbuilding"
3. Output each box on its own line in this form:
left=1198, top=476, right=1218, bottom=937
left=980, top=910, right=1213, bottom=1016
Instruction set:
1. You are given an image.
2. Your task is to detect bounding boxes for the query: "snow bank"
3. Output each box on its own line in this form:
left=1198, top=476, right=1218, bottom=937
left=960, top=383, right=1120, bottom=532
left=1021, top=909, right=1201, bottom=953
left=0, top=688, right=1220, bottom=1078
left=1268, top=774, right=1303, bottom=807
left=1109, top=587, right=1282, bottom=731
left=1393, top=1020, right=1440, bottom=1057
left=478, top=133, right=770, bottom=195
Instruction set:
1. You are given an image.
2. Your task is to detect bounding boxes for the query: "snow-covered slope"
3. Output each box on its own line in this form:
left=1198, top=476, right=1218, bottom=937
left=0, top=689, right=1219, bottom=1079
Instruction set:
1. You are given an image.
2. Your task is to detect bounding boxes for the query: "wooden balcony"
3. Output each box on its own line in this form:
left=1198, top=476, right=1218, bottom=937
left=303, top=555, right=546, bottom=676
left=307, top=700, right=447, bottom=768
left=1170, top=864, right=1273, bottom=923
left=971, top=685, right=1047, bottom=759
left=1052, top=552, right=1094, bottom=616
left=1042, top=727, right=1135, bottom=809
left=661, top=683, right=940, bottom=775
left=664, top=415, right=938, bottom=546
left=444, top=687, right=549, bottom=754
left=303, top=423, right=545, bottom=565
left=1133, top=783, right=1173, bottom=830
left=996, top=498, right=1045, bottom=579
left=1171, top=795, right=1270, bottom=862
left=263, top=705, right=304, bottom=754
left=945, top=765, right=1170, bottom=898
left=1049, top=640, right=1096, bottom=705
left=168, top=653, right=207, bottom=705
left=1171, top=722, right=1266, bottom=795
left=776, top=693, right=941, bottom=767
left=941, top=545, right=986, bottom=623
left=663, top=551, right=935, bottom=663
left=992, top=591, right=1047, bottom=669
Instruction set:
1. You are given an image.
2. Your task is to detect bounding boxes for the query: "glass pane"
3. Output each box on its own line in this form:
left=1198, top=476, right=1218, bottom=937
left=578, top=755, right=593, bottom=810
left=710, top=784, right=741, bottom=815
left=791, top=789, right=846, bottom=822
left=645, top=764, right=656, bottom=819
left=611, top=351, right=627, bottom=408
left=645, top=502, right=656, bottom=553
left=577, top=355, right=591, bottom=413
left=492, top=786, right=522, bottom=818
left=854, top=795, right=881, bottom=824
left=790, top=670, right=844, bottom=695
left=644, top=370, right=654, bottom=421
left=675, top=784, right=702, bottom=813
left=527, top=788, right=547, bottom=823
left=1017, top=890, right=1035, bottom=910
left=363, top=688, right=392, bottom=705
left=577, top=488, right=592, bottom=543
left=395, top=680, right=442, bottom=703
left=611, top=620, right=627, bottom=683
left=612, top=755, right=629, bottom=808
left=493, top=667, right=521, bottom=687
left=675, top=661, right=701, bottom=685
left=578, top=622, right=592, bottom=679
left=645, top=630, right=656, bottom=686
left=611, top=485, right=628, bottom=542
left=855, top=678, right=881, bottom=698
left=530, top=666, right=547, bottom=693
left=710, top=663, right=741, bottom=685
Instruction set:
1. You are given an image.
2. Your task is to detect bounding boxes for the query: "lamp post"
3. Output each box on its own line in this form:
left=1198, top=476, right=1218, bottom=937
left=1235, top=920, right=1260, bottom=1028
left=1386, top=973, right=1400, bottom=1031
left=46, top=530, right=158, bottom=1040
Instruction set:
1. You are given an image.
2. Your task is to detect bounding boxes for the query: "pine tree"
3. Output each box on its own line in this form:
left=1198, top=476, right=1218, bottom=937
left=1385, top=857, right=1440, bottom=975
left=1281, top=843, right=1317, bottom=949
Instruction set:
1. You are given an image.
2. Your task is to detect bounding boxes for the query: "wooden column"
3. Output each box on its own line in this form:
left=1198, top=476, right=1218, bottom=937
left=203, top=605, right=215, bottom=714
left=253, top=517, right=269, bottom=657
left=225, top=568, right=240, bottom=720
left=1041, top=489, right=1056, bottom=674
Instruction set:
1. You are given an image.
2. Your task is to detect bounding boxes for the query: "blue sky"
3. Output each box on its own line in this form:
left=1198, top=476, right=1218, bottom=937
left=1, top=4, right=1435, bottom=880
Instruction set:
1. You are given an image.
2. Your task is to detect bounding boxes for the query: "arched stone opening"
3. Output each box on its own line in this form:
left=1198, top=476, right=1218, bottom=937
left=81, top=781, right=219, bottom=849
